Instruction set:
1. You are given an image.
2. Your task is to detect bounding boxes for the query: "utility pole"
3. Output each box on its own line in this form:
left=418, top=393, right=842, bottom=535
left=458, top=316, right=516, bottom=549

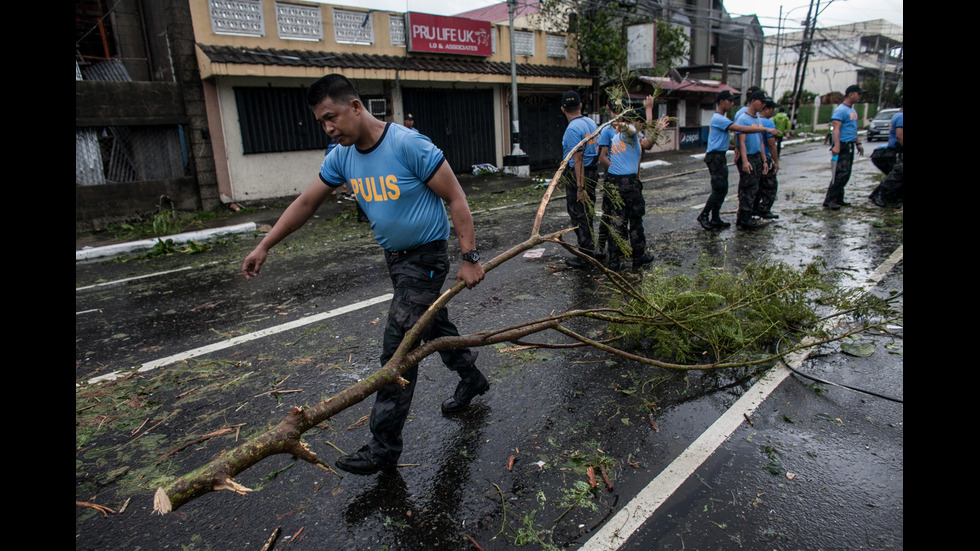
left=771, top=5, right=781, bottom=96
left=503, top=0, right=529, bottom=177
left=788, top=0, right=815, bottom=129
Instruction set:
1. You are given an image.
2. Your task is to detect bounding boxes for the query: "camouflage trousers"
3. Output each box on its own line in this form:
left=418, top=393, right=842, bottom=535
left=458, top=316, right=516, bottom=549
left=602, top=173, right=647, bottom=261
left=737, top=153, right=765, bottom=223
left=367, top=240, right=478, bottom=462
left=562, top=163, right=600, bottom=255
left=871, top=147, right=899, bottom=175
left=753, top=158, right=778, bottom=216
left=870, top=151, right=903, bottom=207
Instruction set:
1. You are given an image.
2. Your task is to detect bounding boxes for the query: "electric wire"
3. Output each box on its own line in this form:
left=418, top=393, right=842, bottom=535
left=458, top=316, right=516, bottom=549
left=775, top=333, right=904, bottom=404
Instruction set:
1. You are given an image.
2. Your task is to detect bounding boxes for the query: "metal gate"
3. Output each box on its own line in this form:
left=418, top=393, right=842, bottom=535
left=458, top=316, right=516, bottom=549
left=402, top=88, right=495, bottom=173
left=518, top=94, right=566, bottom=171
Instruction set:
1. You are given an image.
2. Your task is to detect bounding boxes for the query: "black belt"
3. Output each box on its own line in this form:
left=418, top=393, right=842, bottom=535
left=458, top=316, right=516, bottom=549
left=386, top=239, right=447, bottom=256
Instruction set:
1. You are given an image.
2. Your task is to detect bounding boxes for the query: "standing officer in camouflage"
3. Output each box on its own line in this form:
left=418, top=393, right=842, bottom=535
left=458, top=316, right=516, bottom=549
left=560, top=90, right=600, bottom=268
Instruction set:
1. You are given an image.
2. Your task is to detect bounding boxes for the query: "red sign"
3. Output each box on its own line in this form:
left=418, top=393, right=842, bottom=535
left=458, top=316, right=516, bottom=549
left=405, top=12, right=493, bottom=57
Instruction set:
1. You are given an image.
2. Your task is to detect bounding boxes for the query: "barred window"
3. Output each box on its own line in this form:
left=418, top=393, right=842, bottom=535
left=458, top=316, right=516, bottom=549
left=389, top=15, right=405, bottom=46
left=209, top=0, right=265, bottom=37
left=334, top=9, right=374, bottom=45
left=546, top=34, right=566, bottom=58
left=514, top=30, right=534, bottom=56
left=276, top=2, right=322, bottom=41
left=234, top=87, right=331, bottom=154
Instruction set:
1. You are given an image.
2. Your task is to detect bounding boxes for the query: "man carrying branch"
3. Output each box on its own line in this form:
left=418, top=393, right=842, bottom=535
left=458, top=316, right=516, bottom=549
left=241, top=74, right=489, bottom=476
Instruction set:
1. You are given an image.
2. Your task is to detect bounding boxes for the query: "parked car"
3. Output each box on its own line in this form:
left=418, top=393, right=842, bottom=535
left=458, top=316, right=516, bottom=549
left=867, top=108, right=900, bottom=141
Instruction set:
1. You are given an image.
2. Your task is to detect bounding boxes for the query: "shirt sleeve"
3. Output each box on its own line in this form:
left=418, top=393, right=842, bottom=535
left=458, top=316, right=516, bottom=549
left=400, top=128, right=446, bottom=184
left=598, top=125, right=612, bottom=148
left=318, top=145, right=346, bottom=187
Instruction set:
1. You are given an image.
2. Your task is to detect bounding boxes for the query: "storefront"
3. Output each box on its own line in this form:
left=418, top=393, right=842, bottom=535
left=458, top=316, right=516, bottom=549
left=190, top=0, right=591, bottom=202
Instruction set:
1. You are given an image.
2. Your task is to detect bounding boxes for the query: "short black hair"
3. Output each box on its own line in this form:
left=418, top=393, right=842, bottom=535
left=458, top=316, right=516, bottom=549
left=307, top=74, right=360, bottom=108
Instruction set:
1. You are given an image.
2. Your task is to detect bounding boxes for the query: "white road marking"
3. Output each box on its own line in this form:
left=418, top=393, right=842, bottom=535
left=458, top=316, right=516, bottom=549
left=82, top=293, right=393, bottom=386
left=76, top=263, right=220, bottom=292
left=579, top=245, right=902, bottom=550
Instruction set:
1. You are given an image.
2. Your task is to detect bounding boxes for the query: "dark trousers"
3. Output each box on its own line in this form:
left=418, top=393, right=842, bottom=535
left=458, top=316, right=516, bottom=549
left=368, top=240, right=478, bottom=462
left=825, top=142, right=855, bottom=206
left=737, top=153, right=764, bottom=223
left=871, top=147, right=898, bottom=175
left=753, top=158, right=778, bottom=215
left=602, top=173, right=647, bottom=261
left=562, top=162, right=599, bottom=255
left=870, top=151, right=903, bottom=207
left=703, top=151, right=729, bottom=217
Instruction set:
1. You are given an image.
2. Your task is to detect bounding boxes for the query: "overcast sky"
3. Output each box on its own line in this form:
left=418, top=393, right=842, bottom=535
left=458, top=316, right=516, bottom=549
left=313, top=0, right=903, bottom=34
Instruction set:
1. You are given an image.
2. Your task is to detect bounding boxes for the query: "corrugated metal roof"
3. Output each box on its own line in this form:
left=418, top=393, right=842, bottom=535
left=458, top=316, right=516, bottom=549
left=453, top=1, right=540, bottom=23
left=197, top=44, right=591, bottom=80
left=638, top=76, right=741, bottom=95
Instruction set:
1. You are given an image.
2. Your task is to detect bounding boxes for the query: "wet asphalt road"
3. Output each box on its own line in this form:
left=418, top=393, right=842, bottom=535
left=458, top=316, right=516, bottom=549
left=76, top=140, right=903, bottom=550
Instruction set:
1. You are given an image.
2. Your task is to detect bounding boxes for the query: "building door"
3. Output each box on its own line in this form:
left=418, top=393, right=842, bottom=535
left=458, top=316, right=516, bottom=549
left=402, top=88, right=495, bottom=173
left=518, top=94, right=566, bottom=171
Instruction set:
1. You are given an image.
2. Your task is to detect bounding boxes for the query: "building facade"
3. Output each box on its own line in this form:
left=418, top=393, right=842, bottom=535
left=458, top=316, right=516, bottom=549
left=190, top=0, right=591, bottom=203
left=762, top=19, right=903, bottom=102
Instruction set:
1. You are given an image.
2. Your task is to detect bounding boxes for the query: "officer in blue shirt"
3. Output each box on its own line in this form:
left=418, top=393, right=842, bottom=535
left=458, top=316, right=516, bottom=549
left=753, top=100, right=781, bottom=219
left=697, top=90, right=773, bottom=230
left=734, top=91, right=771, bottom=229
left=560, top=90, right=601, bottom=268
left=824, top=85, right=865, bottom=209
left=242, top=74, right=488, bottom=476
left=597, top=95, right=658, bottom=270
left=869, top=106, right=903, bottom=208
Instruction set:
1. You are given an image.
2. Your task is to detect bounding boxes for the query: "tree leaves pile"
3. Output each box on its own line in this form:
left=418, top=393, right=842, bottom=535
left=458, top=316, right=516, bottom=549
left=606, top=260, right=893, bottom=366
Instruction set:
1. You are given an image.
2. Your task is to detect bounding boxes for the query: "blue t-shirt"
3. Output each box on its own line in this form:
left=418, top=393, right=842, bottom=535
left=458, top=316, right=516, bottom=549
left=598, top=124, right=644, bottom=176
left=887, top=112, right=903, bottom=149
left=735, top=111, right=765, bottom=156
left=760, top=117, right=777, bottom=158
left=831, top=103, right=859, bottom=143
left=707, top=112, right=734, bottom=153
left=562, top=116, right=599, bottom=168
left=319, top=123, right=450, bottom=252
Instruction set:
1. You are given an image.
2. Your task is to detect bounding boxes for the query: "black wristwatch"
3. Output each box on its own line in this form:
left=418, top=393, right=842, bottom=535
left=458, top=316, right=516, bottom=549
left=461, top=249, right=481, bottom=263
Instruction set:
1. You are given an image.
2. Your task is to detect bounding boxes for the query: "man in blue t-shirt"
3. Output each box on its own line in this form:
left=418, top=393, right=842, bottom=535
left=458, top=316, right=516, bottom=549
left=753, top=100, right=781, bottom=219
left=241, top=74, right=488, bottom=476
left=560, top=90, right=600, bottom=268
left=869, top=106, right=903, bottom=208
left=824, top=85, right=865, bottom=209
left=597, top=95, right=658, bottom=270
left=734, top=91, right=771, bottom=229
left=697, top=90, right=773, bottom=230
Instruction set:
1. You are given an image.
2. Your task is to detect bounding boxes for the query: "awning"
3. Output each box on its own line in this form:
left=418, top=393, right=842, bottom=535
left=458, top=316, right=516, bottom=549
left=637, top=75, right=740, bottom=95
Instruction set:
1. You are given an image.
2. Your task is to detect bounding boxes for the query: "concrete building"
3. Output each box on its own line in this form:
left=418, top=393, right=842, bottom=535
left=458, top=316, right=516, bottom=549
left=189, top=0, right=592, bottom=204
left=76, top=0, right=220, bottom=231
left=762, top=19, right=903, bottom=103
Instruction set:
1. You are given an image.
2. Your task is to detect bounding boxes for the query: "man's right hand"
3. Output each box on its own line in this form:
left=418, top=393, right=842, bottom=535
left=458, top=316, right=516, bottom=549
left=242, top=248, right=268, bottom=280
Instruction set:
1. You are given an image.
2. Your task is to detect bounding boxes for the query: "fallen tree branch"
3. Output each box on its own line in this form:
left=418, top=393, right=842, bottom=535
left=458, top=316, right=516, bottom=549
left=76, top=501, right=115, bottom=517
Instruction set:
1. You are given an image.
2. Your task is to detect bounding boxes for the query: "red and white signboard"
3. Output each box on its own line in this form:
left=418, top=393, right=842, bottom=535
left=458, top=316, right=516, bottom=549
left=406, top=12, right=492, bottom=57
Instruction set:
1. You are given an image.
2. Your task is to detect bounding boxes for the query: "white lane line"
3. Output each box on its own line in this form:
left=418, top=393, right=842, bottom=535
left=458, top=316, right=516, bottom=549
left=82, top=293, right=393, bottom=386
left=579, top=245, right=903, bottom=551
left=76, top=263, right=220, bottom=292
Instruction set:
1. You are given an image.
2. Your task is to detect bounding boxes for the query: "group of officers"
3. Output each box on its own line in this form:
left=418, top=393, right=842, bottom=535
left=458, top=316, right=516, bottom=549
left=558, top=83, right=904, bottom=271
left=240, top=74, right=902, bottom=478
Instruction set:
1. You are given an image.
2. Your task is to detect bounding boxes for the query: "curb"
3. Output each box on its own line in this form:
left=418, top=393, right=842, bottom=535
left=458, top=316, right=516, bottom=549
left=76, top=222, right=258, bottom=262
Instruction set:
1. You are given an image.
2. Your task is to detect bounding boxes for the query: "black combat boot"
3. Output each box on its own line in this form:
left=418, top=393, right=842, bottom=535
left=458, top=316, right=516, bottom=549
left=335, top=445, right=397, bottom=475
left=441, top=369, right=490, bottom=414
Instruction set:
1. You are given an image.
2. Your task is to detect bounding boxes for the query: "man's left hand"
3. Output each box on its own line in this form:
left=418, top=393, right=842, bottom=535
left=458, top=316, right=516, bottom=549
left=457, top=262, right=485, bottom=289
